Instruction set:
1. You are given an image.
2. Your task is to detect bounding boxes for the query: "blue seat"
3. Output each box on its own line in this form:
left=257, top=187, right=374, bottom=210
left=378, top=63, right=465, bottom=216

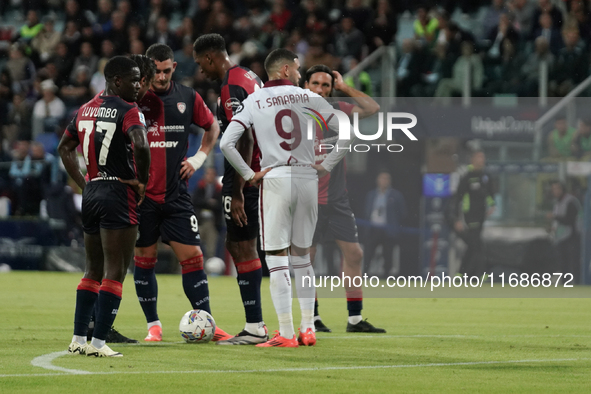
left=35, top=133, right=60, bottom=155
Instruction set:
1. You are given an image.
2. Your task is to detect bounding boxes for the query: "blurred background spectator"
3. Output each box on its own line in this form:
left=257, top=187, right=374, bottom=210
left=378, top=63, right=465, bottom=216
left=0, top=0, right=590, bottom=236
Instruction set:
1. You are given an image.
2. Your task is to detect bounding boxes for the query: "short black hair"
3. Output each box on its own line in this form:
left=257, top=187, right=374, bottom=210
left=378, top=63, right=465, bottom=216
left=104, top=56, right=139, bottom=82
left=193, top=33, right=226, bottom=56
left=146, top=43, right=174, bottom=62
left=129, top=54, right=156, bottom=81
left=305, top=64, right=334, bottom=86
left=264, top=48, right=298, bottom=74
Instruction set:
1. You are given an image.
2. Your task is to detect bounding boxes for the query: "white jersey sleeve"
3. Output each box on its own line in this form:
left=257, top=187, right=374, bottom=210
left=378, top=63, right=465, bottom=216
left=220, top=98, right=256, bottom=181
left=312, top=95, right=355, bottom=173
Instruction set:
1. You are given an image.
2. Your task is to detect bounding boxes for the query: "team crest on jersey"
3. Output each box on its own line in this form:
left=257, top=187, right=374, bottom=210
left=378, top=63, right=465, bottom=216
left=148, top=121, right=159, bottom=136
left=177, top=102, right=186, bottom=113
left=225, top=97, right=241, bottom=111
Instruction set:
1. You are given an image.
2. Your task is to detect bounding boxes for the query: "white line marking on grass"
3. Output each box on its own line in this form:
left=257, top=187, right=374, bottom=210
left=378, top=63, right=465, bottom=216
left=3, top=356, right=587, bottom=378
left=30, top=351, right=92, bottom=375
left=319, top=334, right=591, bottom=340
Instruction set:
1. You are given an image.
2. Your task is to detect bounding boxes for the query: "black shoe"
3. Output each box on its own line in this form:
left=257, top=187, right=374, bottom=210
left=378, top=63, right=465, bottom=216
left=314, top=319, right=332, bottom=333
left=107, top=327, right=139, bottom=343
left=87, top=326, right=139, bottom=343
left=346, top=319, right=386, bottom=333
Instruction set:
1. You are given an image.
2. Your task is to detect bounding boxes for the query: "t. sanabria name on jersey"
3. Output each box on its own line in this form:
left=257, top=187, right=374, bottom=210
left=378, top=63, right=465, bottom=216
left=255, top=93, right=310, bottom=109
left=81, top=106, right=118, bottom=118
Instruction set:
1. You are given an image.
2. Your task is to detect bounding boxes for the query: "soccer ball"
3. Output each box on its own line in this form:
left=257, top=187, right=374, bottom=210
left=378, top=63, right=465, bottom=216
left=204, top=257, right=226, bottom=276
left=179, top=309, right=216, bottom=343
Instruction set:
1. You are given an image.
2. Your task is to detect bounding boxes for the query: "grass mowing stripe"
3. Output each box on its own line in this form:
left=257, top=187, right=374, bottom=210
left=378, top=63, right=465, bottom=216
left=6, top=357, right=587, bottom=378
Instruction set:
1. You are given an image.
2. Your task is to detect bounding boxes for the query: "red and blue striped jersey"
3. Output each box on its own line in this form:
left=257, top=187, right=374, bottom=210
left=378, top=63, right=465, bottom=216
left=137, top=82, right=214, bottom=204
left=217, top=65, right=263, bottom=194
left=65, top=94, right=145, bottom=180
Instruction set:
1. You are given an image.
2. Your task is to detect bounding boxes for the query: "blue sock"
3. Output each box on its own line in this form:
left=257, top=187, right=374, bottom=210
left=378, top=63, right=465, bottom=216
left=73, top=278, right=100, bottom=337
left=93, top=280, right=122, bottom=341
left=134, top=257, right=159, bottom=323
left=314, top=299, right=319, bottom=317
left=236, top=259, right=263, bottom=323
left=181, top=256, right=211, bottom=313
left=347, top=300, right=363, bottom=317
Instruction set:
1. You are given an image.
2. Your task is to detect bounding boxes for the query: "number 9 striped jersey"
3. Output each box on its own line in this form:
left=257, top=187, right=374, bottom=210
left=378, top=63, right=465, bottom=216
left=64, top=94, right=146, bottom=180
left=227, top=79, right=338, bottom=179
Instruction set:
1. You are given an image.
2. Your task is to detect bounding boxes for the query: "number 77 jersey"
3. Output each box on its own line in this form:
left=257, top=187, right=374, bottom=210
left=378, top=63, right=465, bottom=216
left=64, top=95, right=146, bottom=180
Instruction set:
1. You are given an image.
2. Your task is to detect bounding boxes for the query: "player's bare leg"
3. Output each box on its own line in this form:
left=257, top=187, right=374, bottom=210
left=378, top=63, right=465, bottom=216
left=336, top=239, right=385, bottom=333
left=134, top=243, right=162, bottom=341
left=69, top=232, right=104, bottom=355
left=86, top=226, right=137, bottom=357
left=169, top=241, right=232, bottom=341
left=216, top=238, right=267, bottom=345
left=309, top=244, right=331, bottom=333
left=291, top=244, right=316, bottom=346
left=256, top=248, right=298, bottom=347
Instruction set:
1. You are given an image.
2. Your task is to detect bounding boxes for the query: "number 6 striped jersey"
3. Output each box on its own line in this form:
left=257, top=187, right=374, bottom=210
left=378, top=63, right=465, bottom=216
left=64, top=94, right=146, bottom=180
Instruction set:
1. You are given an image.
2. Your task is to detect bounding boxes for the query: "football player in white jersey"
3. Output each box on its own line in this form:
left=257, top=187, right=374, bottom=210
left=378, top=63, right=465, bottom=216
left=220, top=49, right=350, bottom=347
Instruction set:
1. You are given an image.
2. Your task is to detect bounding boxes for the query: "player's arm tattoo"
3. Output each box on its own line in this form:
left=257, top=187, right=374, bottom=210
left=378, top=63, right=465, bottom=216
left=58, top=132, right=87, bottom=191
left=128, top=125, right=151, bottom=185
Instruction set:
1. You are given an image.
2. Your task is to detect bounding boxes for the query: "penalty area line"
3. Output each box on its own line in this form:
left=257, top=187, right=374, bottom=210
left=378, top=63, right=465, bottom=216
left=3, top=356, right=588, bottom=378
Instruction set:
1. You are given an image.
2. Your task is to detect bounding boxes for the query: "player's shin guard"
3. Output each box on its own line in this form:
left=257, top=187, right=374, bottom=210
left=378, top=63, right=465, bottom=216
left=134, top=257, right=159, bottom=323
left=93, top=279, right=123, bottom=341
left=346, top=288, right=363, bottom=317
left=74, top=278, right=100, bottom=337
left=181, top=255, right=211, bottom=313
left=266, top=255, right=294, bottom=338
left=235, top=258, right=263, bottom=323
left=291, top=254, right=315, bottom=331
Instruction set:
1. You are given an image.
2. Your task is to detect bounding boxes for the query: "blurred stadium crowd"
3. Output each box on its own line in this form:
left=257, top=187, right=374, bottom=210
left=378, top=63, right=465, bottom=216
left=0, top=0, right=589, bottom=230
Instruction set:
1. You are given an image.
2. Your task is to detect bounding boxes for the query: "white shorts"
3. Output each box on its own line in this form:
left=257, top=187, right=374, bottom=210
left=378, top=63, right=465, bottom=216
left=259, top=177, right=318, bottom=251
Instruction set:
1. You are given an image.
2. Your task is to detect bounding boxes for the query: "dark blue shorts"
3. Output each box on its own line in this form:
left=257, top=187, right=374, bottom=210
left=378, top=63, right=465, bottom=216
left=313, top=198, right=359, bottom=244
left=136, top=192, right=201, bottom=247
left=223, top=186, right=259, bottom=242
left=82, top=181, right=139, bottom=235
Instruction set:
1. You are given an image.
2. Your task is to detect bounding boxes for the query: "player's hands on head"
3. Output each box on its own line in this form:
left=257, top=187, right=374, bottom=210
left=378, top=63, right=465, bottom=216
left=180, top=160, right=197, bottom=180
left=312, top=164, right=329, bottom=178
left=231, top=191, right=248, bottom=227
left=332, top=71, right=346, bottom=91
left=250, top=168, right=272, bottom=187
left=119, top=178, right=146, bottom=206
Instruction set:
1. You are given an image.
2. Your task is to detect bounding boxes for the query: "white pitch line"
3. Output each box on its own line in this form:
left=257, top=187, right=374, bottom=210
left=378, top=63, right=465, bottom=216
left=30, top=351, right=92, bottom=375
left=3, top=356, right=587, bottom=379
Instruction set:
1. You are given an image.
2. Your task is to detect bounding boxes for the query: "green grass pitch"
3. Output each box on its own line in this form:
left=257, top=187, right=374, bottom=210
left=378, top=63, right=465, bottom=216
left=1, top=271, right=590, bottom=393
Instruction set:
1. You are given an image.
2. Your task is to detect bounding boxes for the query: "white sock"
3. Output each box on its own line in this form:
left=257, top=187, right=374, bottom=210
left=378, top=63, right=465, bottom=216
left=90, top=337, right=106, bottom=349
left=314, top=315, right=322, bottom=322
left=266, top=255, right=294, bottom=339
left=291, top=254, right=315, bottom=331
left=147, top=320, right=162, bottom=330
left=348, top=315, right=362, bottom=325
left=244, top=322, right=266, bottom=336
left=72, top=335, right=86, bottom=345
